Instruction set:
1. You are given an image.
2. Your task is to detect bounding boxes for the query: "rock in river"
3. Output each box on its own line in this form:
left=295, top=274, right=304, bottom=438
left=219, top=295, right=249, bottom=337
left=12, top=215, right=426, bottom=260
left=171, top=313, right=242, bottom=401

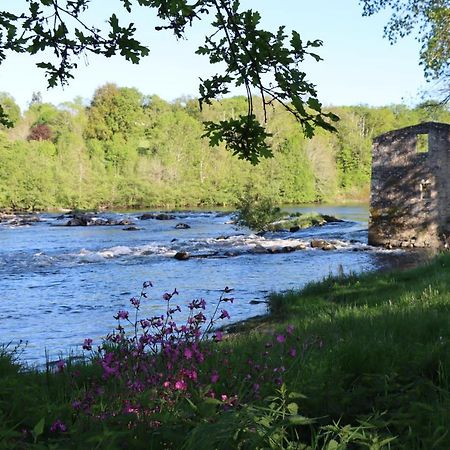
left=139, top=213, right=176, bottom=220
left=310, top=239, right=336, bottom=250
left=175, top=223, right=191, bottom=229
left=174, top=251, right=190, bottom=260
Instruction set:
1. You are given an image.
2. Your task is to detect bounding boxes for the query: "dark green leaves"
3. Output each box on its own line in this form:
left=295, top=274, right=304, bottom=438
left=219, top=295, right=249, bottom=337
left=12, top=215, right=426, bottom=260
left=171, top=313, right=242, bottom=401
left=360, top=0, right=450, bottom=88
left=0, top=104, right=13, bottom=128
left=203, top=115, right=273, bottom=165
left=195, top=0, right=338, bottom=161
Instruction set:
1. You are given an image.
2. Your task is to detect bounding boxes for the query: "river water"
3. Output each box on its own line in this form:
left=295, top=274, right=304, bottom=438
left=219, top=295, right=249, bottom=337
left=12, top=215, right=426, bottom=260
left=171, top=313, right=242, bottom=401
left=0, top=205, right=418, bottom=366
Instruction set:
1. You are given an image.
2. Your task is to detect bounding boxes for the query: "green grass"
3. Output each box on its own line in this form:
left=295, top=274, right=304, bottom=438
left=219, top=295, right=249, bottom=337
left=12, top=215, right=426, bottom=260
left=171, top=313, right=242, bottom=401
left=2, top=254, right=450, bottom=448
left=264, top=253, right=450, bottom=448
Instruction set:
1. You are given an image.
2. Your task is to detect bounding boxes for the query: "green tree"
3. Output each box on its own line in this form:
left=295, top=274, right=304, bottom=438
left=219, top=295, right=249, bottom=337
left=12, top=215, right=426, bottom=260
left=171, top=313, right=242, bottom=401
left=0, top=93, right=20, bottom=128
left=85, top=83, right=145, bottom=142
left=361, top=0, right=450, bottom=100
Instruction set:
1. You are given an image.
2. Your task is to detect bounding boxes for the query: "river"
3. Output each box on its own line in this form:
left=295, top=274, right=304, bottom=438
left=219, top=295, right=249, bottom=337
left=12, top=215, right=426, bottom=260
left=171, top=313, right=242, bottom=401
left=0, top=204, right=419, bottom=366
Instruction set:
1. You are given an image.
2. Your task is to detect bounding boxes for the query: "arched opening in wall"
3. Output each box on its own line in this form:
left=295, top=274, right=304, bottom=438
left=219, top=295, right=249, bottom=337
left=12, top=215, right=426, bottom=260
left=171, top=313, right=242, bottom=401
left=416, top=133, right=429, bottom=153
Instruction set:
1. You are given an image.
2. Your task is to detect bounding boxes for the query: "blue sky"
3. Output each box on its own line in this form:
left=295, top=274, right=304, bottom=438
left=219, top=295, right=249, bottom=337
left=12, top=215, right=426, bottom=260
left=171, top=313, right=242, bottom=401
left=1, top=0, right=429, bottom=111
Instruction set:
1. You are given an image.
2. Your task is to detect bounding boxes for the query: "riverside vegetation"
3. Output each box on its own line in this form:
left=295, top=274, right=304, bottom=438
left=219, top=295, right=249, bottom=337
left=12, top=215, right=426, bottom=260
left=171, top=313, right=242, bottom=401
left=1, top=88, right=449, bottom=211
left=2, top=252, right=450, bottom=448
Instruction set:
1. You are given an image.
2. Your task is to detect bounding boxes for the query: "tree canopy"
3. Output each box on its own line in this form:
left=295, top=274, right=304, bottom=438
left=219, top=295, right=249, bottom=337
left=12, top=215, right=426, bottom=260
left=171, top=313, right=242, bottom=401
left=361, top=0, right=450, bottom=101
left=0, top=0, right=338, bottom=163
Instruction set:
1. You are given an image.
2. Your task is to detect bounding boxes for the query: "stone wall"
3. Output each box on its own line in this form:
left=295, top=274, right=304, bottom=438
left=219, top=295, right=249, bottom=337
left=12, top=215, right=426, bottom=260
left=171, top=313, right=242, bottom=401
left=369, top=122, right=450, bottom=248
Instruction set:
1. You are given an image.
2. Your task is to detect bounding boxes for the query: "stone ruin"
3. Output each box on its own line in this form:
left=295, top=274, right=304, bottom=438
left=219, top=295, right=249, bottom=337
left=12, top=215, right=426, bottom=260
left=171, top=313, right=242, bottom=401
left=369, top=121, right=450, bottom=248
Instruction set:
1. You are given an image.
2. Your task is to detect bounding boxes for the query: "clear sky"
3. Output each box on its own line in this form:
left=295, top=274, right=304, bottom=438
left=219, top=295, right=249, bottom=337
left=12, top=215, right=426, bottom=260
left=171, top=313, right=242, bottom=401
left=0, top=0, right=429, bottom=111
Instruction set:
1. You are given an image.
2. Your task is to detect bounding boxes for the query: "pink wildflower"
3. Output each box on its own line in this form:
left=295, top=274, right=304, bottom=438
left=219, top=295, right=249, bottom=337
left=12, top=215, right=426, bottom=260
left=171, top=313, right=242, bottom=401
left=214, top=331, right=223, bottom=342
left=175, top=380, right=187, bottom=391
left=56, top=359, right=65, bottom=373
left=289, top=347, right=297, bottom=358
left=211, top=371, right=220, bottom=383
left=130, top=297, right=140, bottom=307
left=183, top=347, right=193, bottom=360
left=219, top=309, right=230, bottom=320
left=50, top=420, right=67, bottom=433
left=276, top=334, right=286, bottom=343
left=115, top=310, right=129, bottom=320
left=82, top=338, right=93, bottom=351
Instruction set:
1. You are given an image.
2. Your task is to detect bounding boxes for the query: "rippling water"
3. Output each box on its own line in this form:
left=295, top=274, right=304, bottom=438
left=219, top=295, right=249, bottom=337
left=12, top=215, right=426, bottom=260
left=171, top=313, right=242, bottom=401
left=0, top=204, right=414, bottom=365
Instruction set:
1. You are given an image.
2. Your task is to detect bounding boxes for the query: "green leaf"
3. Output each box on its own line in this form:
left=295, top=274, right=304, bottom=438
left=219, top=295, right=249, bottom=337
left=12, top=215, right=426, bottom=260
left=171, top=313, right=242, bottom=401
left=287, top=402, right=298, bottom=415
left=325, top=439, right=339, bottom=450
left=197, top=397, right=221, bottom=418
left=288, top=414, right=315, bottom=425
left=32, top=417, right=45, bottom=443
left=307, top=97, right=322, bottom=112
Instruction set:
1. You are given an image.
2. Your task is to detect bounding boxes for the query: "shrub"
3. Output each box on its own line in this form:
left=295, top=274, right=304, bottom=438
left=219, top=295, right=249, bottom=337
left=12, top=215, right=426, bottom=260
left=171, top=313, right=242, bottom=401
left=235, top=188, right=282, bottom=232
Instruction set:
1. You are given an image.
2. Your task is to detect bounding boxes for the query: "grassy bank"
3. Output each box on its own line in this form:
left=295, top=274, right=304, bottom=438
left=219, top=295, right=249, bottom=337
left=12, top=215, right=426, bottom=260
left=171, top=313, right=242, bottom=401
left=2, top=254, right=450, bottom=448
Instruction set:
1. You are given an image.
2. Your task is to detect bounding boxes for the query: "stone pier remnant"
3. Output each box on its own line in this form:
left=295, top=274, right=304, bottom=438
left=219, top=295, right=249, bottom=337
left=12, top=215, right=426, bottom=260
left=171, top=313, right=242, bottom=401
left=369, top=122, right=450, bottom=248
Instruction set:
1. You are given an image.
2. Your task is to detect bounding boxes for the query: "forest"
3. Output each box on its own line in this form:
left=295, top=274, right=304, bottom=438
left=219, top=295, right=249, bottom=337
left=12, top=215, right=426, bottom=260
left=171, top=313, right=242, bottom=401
left=1, top=85, right=449, bottom=211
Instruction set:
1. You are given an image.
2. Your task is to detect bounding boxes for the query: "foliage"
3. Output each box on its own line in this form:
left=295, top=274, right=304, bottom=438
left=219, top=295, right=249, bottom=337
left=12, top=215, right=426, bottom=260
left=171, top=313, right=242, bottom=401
left=361, top=0, right=450, bottom=100
left=0, top=93, right=20, bottom=129
left=27, top=123, right=53, bottom=141
left=0, top=1, right=338, bottom=162
left=0, top=90, right=449, bottom=210
left=234, top=187, right=283, bottom=232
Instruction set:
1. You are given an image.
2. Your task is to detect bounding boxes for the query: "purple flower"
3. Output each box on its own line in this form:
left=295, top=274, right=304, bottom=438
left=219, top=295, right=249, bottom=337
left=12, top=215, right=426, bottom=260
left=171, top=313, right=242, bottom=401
left=72, top=400, right=82, bottom=410
left=189, top=298, right=206, bottom=310
left=194, top=312, right=207, bottom=323
left=50, top=420, right=67, bottom=433
left=115, top=310, right=129, bottom=320
left=276, top=334, right=286, bottom=343
left=56, top=359, right=65, bottom=373
left=219, top=309, right=230, bottom=320
left=211, top=371, right=220, bottom=384
left=175, top=379, right=187, bottom=391
left=130, top=297, right=140, bottom=307
left=289, top=347, right=297, bottom=358
left=163, top=292, right=172, bottom=301
left=183, top=347, right=193, bottom=360
left=286, top=324, right=295, bottom=335
left=143, top=280, right=153, bottom=288
left=213, top=331, right=223, bottom=342
left=82, top=338, right=93, bottom=351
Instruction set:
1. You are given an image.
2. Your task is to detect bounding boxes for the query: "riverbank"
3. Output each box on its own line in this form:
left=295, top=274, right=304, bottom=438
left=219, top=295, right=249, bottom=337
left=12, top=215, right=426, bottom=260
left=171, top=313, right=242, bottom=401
left=1, top=252, right=449, bottom=448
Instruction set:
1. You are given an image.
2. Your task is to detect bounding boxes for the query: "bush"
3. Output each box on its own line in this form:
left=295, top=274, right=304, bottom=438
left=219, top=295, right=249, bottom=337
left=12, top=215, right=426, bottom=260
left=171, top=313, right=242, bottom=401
left=234, top=188, right=282, bottom=232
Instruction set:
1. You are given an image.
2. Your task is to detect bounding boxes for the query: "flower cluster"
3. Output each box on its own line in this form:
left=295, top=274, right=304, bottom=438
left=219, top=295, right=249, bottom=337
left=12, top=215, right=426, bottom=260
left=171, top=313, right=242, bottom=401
left=72, top=282, right=236, bottom=425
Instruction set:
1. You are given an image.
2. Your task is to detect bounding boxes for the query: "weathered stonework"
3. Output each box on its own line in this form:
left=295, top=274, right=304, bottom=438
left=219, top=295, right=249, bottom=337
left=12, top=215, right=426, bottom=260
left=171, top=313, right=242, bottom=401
left=369, top=122, right=450, bottom=248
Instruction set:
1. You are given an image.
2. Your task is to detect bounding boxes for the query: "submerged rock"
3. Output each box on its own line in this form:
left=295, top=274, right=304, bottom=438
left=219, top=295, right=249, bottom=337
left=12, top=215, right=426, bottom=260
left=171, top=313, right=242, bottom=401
left=311, top=239, right=336, bottom=250
left=64, top=213, right=134, bottom=227
left=139, top=213, right=176, bottom=221
left=0, top=212, right=42, bottom=226
left=174, top=251, right=190, bottom=260
left=251, top=245, right=269, bottom=254
left=175, top=223, right=191, bottom=229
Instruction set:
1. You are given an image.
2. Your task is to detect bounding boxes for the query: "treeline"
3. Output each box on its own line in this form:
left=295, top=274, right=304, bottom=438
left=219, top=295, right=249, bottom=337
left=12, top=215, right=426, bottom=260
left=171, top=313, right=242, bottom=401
left=0, top=85, right=449, bottom=210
